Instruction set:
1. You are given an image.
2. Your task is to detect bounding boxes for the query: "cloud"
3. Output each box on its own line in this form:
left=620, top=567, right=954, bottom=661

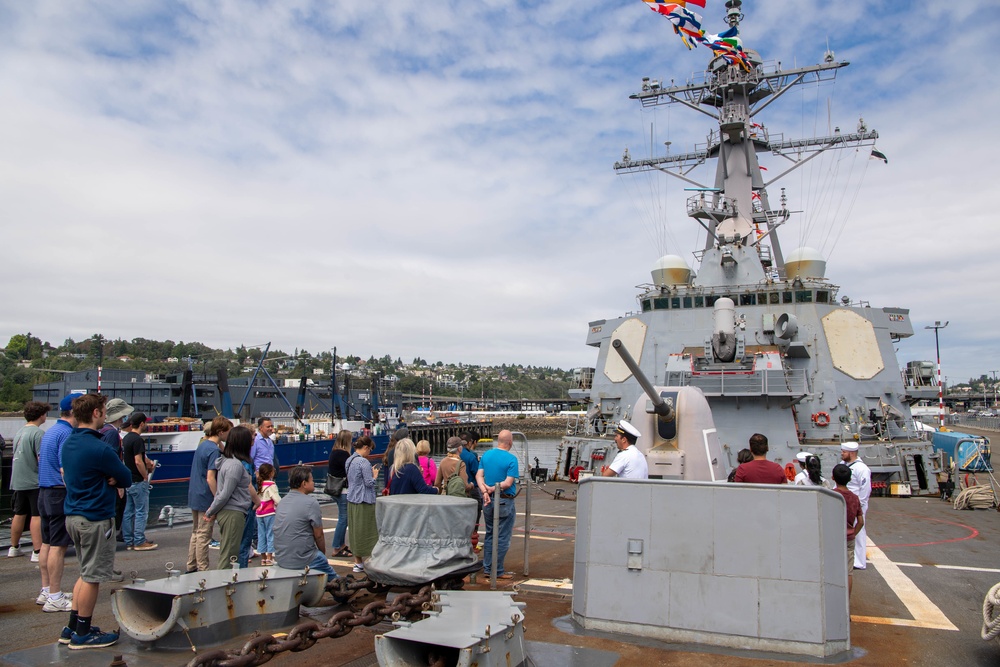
left=0, top=0, right=996, bottom=384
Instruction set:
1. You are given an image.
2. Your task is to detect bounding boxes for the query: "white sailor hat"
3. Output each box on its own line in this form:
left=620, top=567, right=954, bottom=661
left=615, top=420, right=641, bottom=440
left=795, top=452, right=813, bottom=463
left=840, top=442, right=859, bottom=452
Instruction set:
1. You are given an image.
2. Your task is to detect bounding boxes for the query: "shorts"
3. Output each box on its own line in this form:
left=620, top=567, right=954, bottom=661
left=12, top=489, right=40, bottom=517
left=846, top=537, right=855, bottom=573
left=65, top=515, right=116, bottom=583
left=38, top=487, right=72, bottom=548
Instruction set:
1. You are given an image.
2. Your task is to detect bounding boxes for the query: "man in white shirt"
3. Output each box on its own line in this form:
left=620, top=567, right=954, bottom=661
left=841, top=442, right=871, bottom=569
left=602, top=420, right=648, bottom=480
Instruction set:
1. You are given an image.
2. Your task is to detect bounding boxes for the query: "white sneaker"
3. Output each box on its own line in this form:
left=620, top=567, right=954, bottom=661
left=36, top=591, right=48, bottom=605
left=7, top=546, right=23, bottom=558
left=352, top=563, right=365, bottom=573
left=43, top=596, right=73, bottom=613
left=30, top=551, right=39, bottom=563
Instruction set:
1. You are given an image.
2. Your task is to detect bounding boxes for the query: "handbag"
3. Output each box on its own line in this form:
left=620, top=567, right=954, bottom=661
left=325, top=476, right=346, bottom=497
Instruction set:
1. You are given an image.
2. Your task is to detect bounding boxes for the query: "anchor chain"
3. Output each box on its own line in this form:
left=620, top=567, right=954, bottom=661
left=184, top=585, right=434, bottom=667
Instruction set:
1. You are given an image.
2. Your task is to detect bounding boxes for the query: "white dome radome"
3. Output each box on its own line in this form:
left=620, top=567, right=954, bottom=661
left=785, top=247, right=827, bottom=280
left=651, top=254, right=692, bottom=286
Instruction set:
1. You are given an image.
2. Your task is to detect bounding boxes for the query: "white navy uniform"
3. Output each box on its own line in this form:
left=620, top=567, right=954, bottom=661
left=847, top=458, right=872, bottom=569
left=609, top=444, right=648, bottom=480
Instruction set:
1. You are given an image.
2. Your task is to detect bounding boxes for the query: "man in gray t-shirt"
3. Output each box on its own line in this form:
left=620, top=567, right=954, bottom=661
left=9, top=401, right=49, bottom=559
left=273, top=467, right=337, bottom=577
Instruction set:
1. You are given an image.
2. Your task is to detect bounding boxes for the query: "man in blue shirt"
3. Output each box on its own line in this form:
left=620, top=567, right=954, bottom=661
left=475, top=430, right=519, bottom=581
left=36, top=393, right=81, bottom=613
left=461, top=431, right=483, bottom=550
left=60, top=393, right=132, bottom=650
left=250, top=417, right=275, bottom=472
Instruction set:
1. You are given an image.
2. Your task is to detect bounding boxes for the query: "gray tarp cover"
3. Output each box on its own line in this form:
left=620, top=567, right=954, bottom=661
left=365, top=495, right=478, bottom=586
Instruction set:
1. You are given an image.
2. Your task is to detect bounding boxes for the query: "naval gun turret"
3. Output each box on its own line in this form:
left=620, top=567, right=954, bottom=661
left=611, top=339, right=727, bottom=482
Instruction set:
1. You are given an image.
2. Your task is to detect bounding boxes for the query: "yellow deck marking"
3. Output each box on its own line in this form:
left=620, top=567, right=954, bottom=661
left=850, top=539, right=958, bottom=631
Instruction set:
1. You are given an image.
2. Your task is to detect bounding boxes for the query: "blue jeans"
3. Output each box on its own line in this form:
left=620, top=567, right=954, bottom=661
left=123, top=481, right=150, bottom=546
left=256, top=515, right=274, bottom=554
left=307, top=549, right=337, bottom=577
left=332, top=494, right=348, bottom=550
left=482, top=496, right=515, bottom=575
left=238, top=509, right=257, bottom=567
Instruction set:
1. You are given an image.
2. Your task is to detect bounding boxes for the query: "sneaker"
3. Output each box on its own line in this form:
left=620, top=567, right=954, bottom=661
left=125, top=545, right=133, bottom=551
left=36, top=591, right=48, bottom=605
left=352, top=563, right=365, bottom=573
left=69, top=628, right=119, bottom=650
left=7, top=546, right=23, bottom=558
left=208, top=540, right=220, bottom=550
left=43, top=596, right=72, bottom=612
left=133, top=542, right=158, bottom=551
left=60, top=624, right=98, bottom=645
left=30, top=550, right=40, bottom=563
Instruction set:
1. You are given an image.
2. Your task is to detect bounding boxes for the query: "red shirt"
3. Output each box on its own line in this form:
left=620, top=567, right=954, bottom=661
left=733, top=459, right=787, bottom=484
left=834, top=487, right=863, bottom=539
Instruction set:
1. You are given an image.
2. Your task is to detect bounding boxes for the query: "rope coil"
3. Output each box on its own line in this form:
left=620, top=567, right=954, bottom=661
left=982, top=582, right=1000, bottom=641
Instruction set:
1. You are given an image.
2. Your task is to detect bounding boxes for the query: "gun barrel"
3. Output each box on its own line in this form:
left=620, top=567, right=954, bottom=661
left=611, top=339, right=673, bottom=419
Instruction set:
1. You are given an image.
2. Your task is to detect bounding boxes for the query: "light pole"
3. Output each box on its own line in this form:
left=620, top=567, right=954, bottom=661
left=992, top=370, right=998, bottom=410
left=925, top=321, right=948, bottom=427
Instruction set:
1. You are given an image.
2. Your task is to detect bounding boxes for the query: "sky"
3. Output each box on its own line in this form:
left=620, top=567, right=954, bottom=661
left=0, top=0, right=997, bottom=384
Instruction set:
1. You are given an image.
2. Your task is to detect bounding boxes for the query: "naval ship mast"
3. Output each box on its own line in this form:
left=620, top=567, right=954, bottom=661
left=562, top=0, right=938, bottom=495
left=615, top=0, right=877, bottom=284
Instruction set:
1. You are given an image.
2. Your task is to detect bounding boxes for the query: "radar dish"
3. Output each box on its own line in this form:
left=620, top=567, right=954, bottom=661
left=822, top=310, right=884, bottom=380
left=604, top=319, right=647, bottom=383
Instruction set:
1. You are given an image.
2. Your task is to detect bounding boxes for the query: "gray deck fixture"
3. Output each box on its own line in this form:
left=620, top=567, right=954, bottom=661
left=111, top=564, right=328, bottom=650
left=375, top=590, right=527, bottom=667
left=573, top=478, right=850, bottom=658
left=366, top=495, right=479, bottom=586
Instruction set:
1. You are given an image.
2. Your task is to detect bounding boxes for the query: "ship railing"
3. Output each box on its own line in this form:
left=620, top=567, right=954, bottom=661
left=666, top=369, right=808, bottom=397
left=686, top=193, right=738, bottom=219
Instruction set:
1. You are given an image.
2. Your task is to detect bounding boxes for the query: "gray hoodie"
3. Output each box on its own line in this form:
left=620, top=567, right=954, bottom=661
left=206, top=456, right=252, bottom=517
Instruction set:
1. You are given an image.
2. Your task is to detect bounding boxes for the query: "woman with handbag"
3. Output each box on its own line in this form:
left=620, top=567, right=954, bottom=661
left=345, top=435, right=379, bottom=574
left=327, top=430, right=353, bottom=557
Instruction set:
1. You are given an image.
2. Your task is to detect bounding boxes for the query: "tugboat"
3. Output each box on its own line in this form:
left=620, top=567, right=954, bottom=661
left=561, top=0, right=938, bottom=494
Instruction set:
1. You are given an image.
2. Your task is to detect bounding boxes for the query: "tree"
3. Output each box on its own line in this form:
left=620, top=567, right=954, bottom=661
left=5, top=335, right=25, bottom=359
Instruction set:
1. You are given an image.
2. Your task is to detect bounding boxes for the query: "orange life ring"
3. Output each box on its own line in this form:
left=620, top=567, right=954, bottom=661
left=812, top=411, right=831, bottom=427
left=569, top=466, right=585, bottom=483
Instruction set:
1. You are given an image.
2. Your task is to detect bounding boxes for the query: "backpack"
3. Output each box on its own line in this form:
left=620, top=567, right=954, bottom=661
left=446, top=472, right=467, bottom=497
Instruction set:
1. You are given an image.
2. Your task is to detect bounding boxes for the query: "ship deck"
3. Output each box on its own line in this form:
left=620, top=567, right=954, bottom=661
left=1, top=480, right=998, bottom=666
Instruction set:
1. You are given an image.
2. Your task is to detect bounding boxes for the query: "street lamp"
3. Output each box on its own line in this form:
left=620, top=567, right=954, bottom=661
left=991, top=370, right=998, bottom=410
left=924, top=321, right=948, bottom=428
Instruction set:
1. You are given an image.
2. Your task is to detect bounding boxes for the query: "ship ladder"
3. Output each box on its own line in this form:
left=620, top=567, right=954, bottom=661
left=904, top=454, right=920, bottom=485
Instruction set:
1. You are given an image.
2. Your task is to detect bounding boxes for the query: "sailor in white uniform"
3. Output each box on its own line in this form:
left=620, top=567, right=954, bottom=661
left=841, top=441, right=871, bottom=569
left=602, top=420, right=648, bottom=480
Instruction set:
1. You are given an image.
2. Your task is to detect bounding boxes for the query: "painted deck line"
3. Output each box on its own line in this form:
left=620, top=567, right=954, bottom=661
left=850, top=539, right=959, bottom=631
left=517, top=512, right=577, bottom=520
left=896, top=562, right=1000, bottom=574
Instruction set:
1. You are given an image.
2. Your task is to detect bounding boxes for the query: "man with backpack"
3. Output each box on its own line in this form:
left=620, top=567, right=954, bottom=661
left=435, top=437, right=471, bottom=497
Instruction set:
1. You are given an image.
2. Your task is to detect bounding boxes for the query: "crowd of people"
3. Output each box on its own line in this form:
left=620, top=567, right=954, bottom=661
left=6, top=398, right=871, bottom=651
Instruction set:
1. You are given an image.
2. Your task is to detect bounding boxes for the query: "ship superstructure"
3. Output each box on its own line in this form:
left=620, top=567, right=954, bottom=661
left=563, top=0, right=938, bottom=493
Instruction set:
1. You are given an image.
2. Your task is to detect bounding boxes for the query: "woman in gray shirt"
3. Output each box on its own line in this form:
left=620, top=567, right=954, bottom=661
left=205, top=426, right=254, bottom=569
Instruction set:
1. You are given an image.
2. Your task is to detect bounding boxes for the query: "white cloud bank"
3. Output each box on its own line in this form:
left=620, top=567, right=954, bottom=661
left=0, top=0, right=996, bottom=382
